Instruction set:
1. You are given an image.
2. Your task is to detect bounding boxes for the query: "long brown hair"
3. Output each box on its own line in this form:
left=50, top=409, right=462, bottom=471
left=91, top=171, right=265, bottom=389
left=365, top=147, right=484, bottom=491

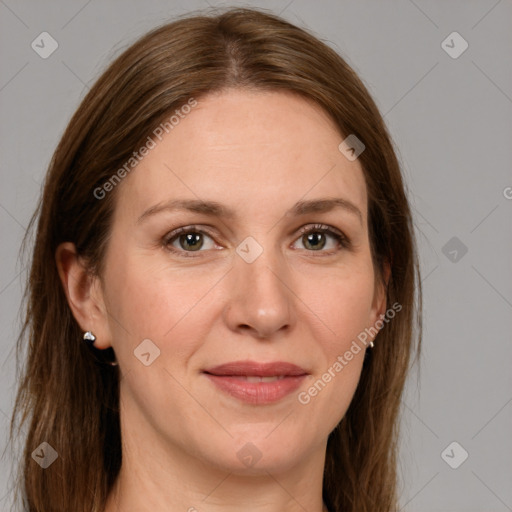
left=9, top=6, right=422, bottom=511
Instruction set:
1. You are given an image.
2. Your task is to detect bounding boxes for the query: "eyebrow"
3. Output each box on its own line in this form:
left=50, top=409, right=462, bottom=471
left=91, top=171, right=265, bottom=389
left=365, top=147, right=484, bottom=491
left=136, top=197, right=363, bottom=225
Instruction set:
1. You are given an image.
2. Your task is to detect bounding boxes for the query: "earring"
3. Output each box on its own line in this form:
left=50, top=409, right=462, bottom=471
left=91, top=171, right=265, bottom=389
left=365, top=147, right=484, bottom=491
left=82, top=331, right=118, bottom=366
left=83, top=331, right=96, bottom=345
left=369, top=340, right=374, bottom=348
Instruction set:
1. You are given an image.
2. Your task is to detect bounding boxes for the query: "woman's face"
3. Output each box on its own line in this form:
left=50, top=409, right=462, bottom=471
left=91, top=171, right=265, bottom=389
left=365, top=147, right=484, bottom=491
left=93, top=88, right=386, bottom=474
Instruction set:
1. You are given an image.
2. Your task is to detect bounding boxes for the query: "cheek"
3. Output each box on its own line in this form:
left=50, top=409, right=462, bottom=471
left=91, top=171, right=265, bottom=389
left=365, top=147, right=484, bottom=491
left=298, top=258, right=376, bottom=350
left=102, top=249, right=220, bottom=361
left=292, top=257, right=375, bottom=411
left=296, top=270, right=372, bottom=432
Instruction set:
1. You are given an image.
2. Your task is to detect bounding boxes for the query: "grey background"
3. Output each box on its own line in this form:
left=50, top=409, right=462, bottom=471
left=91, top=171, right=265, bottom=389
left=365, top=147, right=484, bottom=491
left=1, top=0, right=511, bottom=510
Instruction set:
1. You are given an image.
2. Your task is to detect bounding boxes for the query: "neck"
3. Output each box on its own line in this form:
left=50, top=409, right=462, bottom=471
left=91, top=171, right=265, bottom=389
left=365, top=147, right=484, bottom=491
left=103, top=406, right=328, bottom=512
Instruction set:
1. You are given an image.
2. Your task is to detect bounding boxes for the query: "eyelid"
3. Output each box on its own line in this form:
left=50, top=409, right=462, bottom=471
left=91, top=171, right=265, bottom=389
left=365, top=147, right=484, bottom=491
left=162, top=223, right=351, bottom=257
left=293, top=223, right=351, bottom=253
left=162, top=225, right=219, bottom=257
left=296, top=223, right=348, bottom=242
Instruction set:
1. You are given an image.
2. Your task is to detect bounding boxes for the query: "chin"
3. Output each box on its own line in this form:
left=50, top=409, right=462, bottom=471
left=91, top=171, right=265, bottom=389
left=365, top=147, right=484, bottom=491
left=209, top=431, right=310, bottom=475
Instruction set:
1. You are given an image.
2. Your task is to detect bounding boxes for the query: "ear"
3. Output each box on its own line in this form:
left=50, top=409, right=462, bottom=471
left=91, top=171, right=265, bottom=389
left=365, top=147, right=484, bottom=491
left=369, top=259, right=391, bottom=333
left=55, top=242, right=112, bottom=350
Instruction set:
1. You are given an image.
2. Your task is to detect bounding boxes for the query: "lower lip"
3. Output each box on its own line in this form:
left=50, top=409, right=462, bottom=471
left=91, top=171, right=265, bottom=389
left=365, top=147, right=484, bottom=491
left=204, top=374, right=307, bottom=404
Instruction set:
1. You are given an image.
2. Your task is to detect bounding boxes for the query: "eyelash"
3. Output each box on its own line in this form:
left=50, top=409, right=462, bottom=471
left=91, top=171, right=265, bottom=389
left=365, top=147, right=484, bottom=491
left=162, top=224, right=350, bottom=259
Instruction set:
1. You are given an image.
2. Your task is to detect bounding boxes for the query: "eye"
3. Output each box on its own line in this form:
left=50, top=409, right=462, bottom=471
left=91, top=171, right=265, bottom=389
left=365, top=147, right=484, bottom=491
left=292, top=224, right=350, bottom=254
left=163, top=225, right=218, bottom=257
left=162, top=223, right=350, bottom=258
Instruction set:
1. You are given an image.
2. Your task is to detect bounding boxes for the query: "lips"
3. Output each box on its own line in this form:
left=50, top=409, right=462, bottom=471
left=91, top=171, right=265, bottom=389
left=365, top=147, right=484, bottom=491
left=203, top=360, right=308, bottom=377
left=202, top=360, right=309, bottom=404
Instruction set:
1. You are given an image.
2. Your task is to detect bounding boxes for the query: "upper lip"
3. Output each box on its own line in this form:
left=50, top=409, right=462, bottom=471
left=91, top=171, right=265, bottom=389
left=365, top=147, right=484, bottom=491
left=203, top=360, right=309, bottom=377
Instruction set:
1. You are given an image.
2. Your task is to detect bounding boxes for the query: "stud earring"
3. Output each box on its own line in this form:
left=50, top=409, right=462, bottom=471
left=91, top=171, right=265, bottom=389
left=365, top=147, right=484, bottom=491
left=83, top=331, right=96, bottom=345
left=82, top=331, right=118, bottom=366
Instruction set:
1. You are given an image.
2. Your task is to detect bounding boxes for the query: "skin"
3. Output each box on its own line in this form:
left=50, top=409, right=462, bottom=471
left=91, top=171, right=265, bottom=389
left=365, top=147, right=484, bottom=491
left=57, top=88, right=389, bottom=512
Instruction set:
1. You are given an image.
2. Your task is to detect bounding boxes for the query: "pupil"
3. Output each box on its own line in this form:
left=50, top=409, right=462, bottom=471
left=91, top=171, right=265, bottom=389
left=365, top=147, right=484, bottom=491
left=182, top=233, right=202, bottom=251
left=305, top=232, right=325, bottom=250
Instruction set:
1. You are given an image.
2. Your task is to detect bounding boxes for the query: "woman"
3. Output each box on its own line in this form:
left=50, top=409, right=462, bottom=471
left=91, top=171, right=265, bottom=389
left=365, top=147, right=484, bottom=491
left=10, top=6, right=422, bottom=512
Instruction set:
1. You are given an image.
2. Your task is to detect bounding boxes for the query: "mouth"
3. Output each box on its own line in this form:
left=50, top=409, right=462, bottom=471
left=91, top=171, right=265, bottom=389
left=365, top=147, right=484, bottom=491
left=202, top=360, right=309, bottom=404
left=218, top=375, right=287, bottom=383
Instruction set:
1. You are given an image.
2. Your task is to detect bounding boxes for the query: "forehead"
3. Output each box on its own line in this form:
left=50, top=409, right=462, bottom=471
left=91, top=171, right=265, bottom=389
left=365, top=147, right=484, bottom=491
left=115, top=89, right=367, bottom=223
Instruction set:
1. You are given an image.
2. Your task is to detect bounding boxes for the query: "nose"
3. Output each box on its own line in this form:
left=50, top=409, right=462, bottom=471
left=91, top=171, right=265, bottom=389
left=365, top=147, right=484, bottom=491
left=222, top=241, right=296, bottom=340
